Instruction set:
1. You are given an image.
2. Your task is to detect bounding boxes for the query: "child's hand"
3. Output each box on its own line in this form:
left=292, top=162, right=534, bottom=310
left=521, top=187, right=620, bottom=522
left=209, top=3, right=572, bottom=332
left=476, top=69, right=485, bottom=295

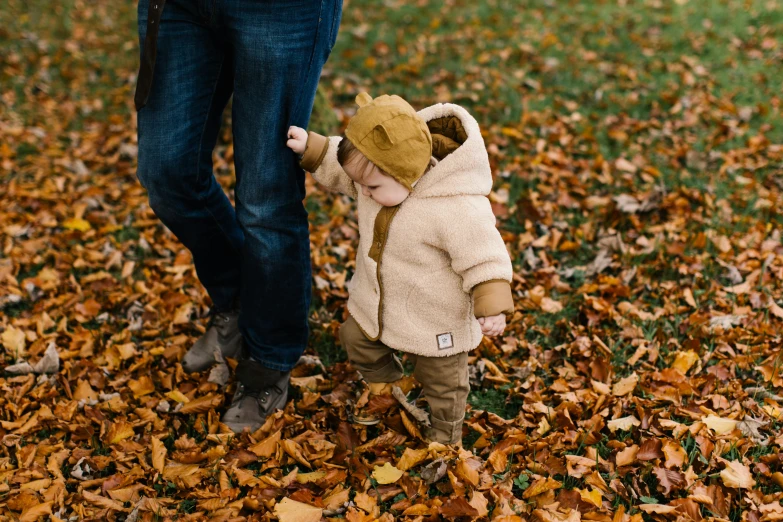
left=478, top=314, right=506, bottom=336
left=286, top=126, right=308, bottom=155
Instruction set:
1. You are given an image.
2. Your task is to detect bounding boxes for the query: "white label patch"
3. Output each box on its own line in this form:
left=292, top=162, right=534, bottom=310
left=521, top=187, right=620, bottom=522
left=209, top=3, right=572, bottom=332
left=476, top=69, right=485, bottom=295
left=437, top=333, right=454, bottom=350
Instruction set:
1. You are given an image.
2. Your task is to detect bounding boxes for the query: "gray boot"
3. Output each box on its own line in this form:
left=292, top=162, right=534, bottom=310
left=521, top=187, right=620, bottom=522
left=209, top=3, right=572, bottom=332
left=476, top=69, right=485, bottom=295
left=221, top=354, right=290, bottom=433
left=181, top=310, right=242, bottom=373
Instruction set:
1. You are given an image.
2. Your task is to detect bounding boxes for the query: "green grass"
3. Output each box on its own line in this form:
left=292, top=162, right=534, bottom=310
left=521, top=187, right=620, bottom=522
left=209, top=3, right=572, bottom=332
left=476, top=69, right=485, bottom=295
left=468, top=386, right=522, bottom=419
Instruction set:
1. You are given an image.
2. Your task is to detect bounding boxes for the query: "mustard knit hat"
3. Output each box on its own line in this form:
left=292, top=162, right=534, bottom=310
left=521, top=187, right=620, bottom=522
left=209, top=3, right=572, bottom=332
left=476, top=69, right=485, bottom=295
left=344, top=92, right=433, bottom=190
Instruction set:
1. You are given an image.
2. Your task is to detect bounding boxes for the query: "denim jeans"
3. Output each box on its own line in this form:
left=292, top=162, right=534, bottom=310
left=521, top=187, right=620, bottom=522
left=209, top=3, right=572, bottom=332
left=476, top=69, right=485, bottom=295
left=136, top=0, right=342, bottom=371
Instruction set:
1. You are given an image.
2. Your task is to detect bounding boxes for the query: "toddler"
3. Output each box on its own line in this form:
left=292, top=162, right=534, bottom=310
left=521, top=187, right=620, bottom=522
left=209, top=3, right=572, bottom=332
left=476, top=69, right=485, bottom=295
left=287, top=93, right=513, bottom=444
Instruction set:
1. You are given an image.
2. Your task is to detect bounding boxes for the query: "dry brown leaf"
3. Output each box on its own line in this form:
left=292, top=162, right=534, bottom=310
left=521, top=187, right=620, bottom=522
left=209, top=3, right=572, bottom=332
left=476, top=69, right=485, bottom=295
left=616, top=445, right=639, bottom=467
left=703, top=415, right=737, bottom=435
left=282, top=439, right=312, bottom=468
left=612, top=372, right=639, bottom=396
left=396, top=447, right=428, bottom=471
left=151, top=436, right=166, bottom=473
left=82, top=490, right=127, bottom=511
left=274, top=498, right=323, bottom=522
left=607, top=415, right=640, bottom=432
left=179, top=393, right=221, bottom=414
left=523, top=476, right=562, bottom=498
left=720, top=460, right=756, bottom=489
left=19, top=501, right=53, bottom=522
left=671, top=350, right=698, bottom=374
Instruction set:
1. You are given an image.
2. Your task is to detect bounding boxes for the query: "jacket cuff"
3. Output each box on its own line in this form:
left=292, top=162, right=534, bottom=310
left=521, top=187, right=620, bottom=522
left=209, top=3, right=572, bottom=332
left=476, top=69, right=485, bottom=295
left=472, top=280, right=514, bottom=317
left=299, top=131, right=330, bottom=172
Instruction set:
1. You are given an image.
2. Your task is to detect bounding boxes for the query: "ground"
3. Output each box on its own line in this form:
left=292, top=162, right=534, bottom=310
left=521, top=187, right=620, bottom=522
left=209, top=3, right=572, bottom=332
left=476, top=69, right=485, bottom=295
left=1, top=0, right=782, bottom=521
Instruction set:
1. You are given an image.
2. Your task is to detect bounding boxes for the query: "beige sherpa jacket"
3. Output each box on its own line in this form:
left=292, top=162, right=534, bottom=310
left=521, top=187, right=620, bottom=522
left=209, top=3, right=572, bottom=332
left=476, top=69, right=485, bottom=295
left=301, top=103, right=514, bottom=357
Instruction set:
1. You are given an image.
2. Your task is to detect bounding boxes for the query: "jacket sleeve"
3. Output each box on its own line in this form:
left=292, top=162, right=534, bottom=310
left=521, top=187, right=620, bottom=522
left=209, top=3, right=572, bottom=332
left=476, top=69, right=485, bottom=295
left=300, top=132, right=358, bottom=198
left=438, top=196, right=514, bottom=316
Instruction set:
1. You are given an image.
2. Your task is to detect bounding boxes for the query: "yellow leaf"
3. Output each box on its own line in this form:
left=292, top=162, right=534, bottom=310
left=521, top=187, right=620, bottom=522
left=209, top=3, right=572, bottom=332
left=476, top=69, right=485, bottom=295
left=615, top=157, right=638, bottom=173
left=63, top=218, right=91, bottom=231
left=612, top=372, right=639, bottom=396
left=73, top=379, right=98, bottom=402
left=128, top=375, right=155, bottom=398
left=396, top=447, right=428, bottom=471
left=769, top=300, right=783, bottom=320
left=616, top=445, right=639, bottom=467
left=179, top=393, right=221, bottom=414
left=672, top=350, right=699, bottom=374
left=1, top=326, right=26, bottom=358
left=501, top=127, right=525, bottom=139
left=354, top=491, right=378, bottom=515
left=638, top=504, right=677, bottom=514
left=762, top=404, right=782, bottom=419
left=540, top=297, right=563, bottom=314
left=19, top=502, right=53, bottom=522
left=607, top=415, right=640, bottom=433
left=151, top=437, right=166, bottom=473
left=296, top=471, right=326, bottom=484
left=107, top=421, right=135, bottom=444
left=536, top=417, right=551, bottom=436
left=523, top=477, right=562, bottom=499
left=711, top=234, right=732, bottom=253
left=720, top=460, right=756, bottom=489
left=456, top=458, right=480, bottom=486
left=578, top=487, right=602, bottom=508
left=591, top=380, right=611, bottom=395
left=248, top=429, right=281, bottom=458
left=372, top=462, right=404, bottom=485
left=172, top=302, right=193, bottom=325
left=82, top=490, right=126, bottom=511
left=683, top=288, right=697, bottom=308
left=274, top=498, right=323, bottom=522
left=703, top=415, right=737, bottom=435
left=166, top=390, right=190, bottom=403
left=469, top=491, right=489, bottom=518
left=282, top=439, right=311, bottom=469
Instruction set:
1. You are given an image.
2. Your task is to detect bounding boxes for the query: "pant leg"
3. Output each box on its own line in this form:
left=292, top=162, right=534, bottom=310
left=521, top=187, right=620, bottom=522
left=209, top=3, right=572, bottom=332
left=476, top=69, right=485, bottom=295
left=413, top=352, right=470, bottom=444
left=136, top=0, right=243, bottom=312
left=340, top=316, right=404, bottom=383
left=223, top=0, right=343, bottom=371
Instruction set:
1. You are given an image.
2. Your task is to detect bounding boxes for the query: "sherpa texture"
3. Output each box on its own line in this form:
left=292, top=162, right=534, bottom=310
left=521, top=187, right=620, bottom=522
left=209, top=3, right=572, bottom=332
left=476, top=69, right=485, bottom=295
left=308, top=103, right=513, bottom=357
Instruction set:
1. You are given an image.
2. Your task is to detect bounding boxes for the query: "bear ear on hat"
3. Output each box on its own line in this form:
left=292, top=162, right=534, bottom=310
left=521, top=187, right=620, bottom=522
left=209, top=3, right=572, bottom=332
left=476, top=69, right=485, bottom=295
left=355, top=92, right=373, bottom=107
left=372, top=124, right=394, bottom=150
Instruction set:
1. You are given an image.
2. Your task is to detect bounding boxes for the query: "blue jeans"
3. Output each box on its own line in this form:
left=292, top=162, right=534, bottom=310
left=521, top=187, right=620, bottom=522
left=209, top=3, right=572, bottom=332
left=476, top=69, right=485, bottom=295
left=136, top=0, right=342, bottom=371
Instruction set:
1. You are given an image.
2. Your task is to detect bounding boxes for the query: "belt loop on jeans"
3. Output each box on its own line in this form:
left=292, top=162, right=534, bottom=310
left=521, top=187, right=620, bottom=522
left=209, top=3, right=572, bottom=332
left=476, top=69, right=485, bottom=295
left=134, top=0, right=167, bottom=111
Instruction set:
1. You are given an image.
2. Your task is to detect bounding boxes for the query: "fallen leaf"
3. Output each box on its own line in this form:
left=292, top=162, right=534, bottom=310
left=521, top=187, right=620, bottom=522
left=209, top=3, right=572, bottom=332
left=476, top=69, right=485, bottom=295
left=703, top=415, right=737, bottom=435
left=671, top=350, right=699, bottom=374
left=720, top=460, right=756, bottom=489
left=151, top=436, right=166, bottom=473
left=372, top=462, right=404, bottom=484
left=612, top=373, right=639, bottom=396
left=274, top=498, right=323, bottom=522
left=607, top=415, right=640, bottom=432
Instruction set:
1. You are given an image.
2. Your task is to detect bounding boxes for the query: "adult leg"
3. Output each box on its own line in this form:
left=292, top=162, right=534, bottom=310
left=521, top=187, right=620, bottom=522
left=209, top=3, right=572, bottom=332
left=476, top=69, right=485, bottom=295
left=220, top=0, right=343, bottom=432
left=136, top=0, right=243, bottom=314
left=226, top=0, right=343, bottom=371
left=413, top=352, right=470, bottom=445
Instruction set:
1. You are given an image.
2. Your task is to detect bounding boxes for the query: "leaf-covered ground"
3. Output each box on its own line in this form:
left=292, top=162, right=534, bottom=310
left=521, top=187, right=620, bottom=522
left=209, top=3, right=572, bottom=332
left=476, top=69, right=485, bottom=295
left=2, top=0, right=783, bottom=520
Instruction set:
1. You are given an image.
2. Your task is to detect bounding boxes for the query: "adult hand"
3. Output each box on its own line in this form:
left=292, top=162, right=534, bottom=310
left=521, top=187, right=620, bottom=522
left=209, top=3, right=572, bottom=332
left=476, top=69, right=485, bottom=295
left=287, top=126, right=308, bottom=155
left=478, top=314, right=506, bottom=337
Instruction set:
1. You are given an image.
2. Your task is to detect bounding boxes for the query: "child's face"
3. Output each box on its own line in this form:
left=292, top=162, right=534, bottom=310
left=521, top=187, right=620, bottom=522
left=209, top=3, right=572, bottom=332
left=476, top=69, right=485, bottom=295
left=344, top=160, right=410, bottom=207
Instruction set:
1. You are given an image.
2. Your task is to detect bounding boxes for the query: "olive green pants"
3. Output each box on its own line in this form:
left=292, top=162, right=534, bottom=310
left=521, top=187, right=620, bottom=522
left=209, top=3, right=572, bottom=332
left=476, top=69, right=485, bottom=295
left=340, top=316, right=469, bottom=444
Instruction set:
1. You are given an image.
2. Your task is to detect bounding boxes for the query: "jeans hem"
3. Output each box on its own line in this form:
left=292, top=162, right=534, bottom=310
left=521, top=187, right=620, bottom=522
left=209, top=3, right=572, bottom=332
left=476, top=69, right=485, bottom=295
left=248, top=351, right=303, bottom=372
